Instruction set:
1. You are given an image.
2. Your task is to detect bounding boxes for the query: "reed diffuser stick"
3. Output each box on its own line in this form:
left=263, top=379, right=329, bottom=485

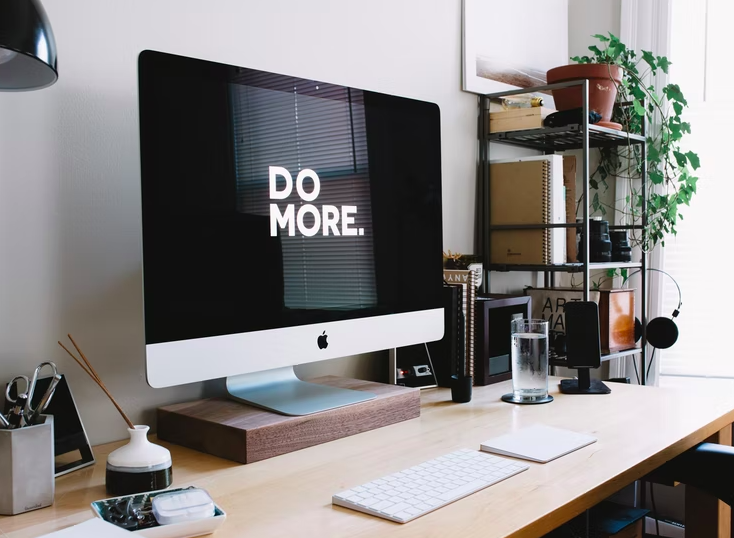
left=57, top=336, right=135, bottom=429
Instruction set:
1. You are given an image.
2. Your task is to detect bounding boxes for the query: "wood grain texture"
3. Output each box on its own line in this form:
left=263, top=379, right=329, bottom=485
left=3, top=378, right=734, bottom=538
left=157, top=376, right=420, bottom=463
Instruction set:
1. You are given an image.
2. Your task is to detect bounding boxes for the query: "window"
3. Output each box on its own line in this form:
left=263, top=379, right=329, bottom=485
left=660, top=0, right=734, bottom=377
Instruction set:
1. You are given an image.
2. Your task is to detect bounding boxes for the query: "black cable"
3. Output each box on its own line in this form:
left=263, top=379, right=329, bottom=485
left=650, top=482, right=660, bottom=536
left=632, top=357, right=641, bottom=385
left=423, top=343, right=439, bottom=387
left=646, top=347, right=656, bottom=380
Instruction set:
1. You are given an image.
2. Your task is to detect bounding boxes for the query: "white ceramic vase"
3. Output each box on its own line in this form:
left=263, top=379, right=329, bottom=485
left=106, top=425, right=173, bottom=496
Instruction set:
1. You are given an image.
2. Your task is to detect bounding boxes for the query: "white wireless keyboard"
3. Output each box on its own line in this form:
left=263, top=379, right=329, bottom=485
left=332, top=448, right=529, bottom=523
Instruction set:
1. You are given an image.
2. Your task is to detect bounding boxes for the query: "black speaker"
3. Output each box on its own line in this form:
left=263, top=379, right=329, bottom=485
left=394, top=284, right=462, bottom=388
left=647, top=316, right=679, bottom=349
left=633, top=268, right=682, bottom=350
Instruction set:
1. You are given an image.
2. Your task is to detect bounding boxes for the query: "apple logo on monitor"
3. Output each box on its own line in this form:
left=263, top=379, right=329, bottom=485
left=317, top=331, right=329, bottom=349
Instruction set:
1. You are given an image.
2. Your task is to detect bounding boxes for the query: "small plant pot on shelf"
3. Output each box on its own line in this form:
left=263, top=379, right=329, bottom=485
left=546, top=64, right=622, bottom=124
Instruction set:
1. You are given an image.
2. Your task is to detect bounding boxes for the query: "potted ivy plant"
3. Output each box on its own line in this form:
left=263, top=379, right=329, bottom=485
left=547, top=33, right=700, bottom=251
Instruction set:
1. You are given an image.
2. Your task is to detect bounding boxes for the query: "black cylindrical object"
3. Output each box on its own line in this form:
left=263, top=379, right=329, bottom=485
left=590, top=219, right=612, bottom=262
left=451, top=375, right=473, bottom=403
left=610, top=230, right=632, bottom=262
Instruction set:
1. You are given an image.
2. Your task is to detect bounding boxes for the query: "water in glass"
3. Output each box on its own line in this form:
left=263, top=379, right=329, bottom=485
left=511, top=331, right=549, bottom=401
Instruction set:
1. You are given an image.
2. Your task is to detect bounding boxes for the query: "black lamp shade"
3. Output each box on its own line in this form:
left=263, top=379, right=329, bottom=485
left=0, top=0, right=58, bottom=91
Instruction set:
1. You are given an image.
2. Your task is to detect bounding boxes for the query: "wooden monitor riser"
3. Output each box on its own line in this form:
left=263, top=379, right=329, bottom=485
left=157, top=376, right=420, bottom=464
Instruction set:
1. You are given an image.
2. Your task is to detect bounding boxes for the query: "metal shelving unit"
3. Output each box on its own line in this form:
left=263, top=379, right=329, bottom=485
left=478, top=79, right=649, bottom=384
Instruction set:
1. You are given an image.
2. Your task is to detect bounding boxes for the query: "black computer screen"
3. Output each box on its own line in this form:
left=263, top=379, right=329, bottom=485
left=138, top=51, right=444, bottom=345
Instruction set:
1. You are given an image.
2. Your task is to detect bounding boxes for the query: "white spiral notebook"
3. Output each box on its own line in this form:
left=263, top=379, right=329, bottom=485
left=480, top=424, right=597, bottom=463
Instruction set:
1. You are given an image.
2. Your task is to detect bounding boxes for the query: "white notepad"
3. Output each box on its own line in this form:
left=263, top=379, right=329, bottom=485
left=480, top=424, right=597, bottom=463
left=39, top=518, right=131, bottom=537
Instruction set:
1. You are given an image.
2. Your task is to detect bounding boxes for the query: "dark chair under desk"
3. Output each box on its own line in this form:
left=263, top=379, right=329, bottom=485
left=654, top=442, right=734, bottom=507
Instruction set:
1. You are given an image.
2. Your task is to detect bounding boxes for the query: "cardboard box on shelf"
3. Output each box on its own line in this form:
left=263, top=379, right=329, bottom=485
left=489, top=106, right=555, bottom=133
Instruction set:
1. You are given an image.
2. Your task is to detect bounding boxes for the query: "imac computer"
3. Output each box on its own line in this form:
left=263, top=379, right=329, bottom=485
left=138, top=51, right=445, bottom=416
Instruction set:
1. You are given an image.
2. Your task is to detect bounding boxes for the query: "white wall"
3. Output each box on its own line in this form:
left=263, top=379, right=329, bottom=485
left=569, top=0, right=621, bottom=59
left=0, top=0, right=484, bottom=445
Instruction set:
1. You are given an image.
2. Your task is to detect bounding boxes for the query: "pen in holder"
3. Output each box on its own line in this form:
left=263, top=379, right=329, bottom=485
left=0, top=415, right=54, bottom=515
left=58, top=334, right=173, bottom=495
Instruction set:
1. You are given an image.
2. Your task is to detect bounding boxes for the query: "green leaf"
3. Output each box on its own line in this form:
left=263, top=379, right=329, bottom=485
left=673, top=150, right=688, bottom=168
left=631, top=85, right=646, bottom=100
left=672, top=101, right=683, bottom=116
left=689, top=175, right=699, bottom=193
left=571, top=55, right=592, bottom=64
left=649, top=170, right=664, bottom=185
left=686, top=151, right=701, bottom=170
left=593, top=34, right=611, bottom=42
left=681, top=121, right=691, bottom=133
left=606, top=269, right=617, bottom=278
left=608, top=32, right=620, bottom=41
left=607, top=43, right=619, bottom=59
left=633, top=100, right=646, bottom=116
left=657, top=56, right=671, bottom=74
left=641, top=50, right=657, bottom=72
left=669, top=122, right=683, bottom=141
left=679, top=213, right=684, bottom=220
left=647, top=144, right=660, bottom=163
left=588, top=45, right=603, bottom=56
left=664, top=84, right=689, bottom=106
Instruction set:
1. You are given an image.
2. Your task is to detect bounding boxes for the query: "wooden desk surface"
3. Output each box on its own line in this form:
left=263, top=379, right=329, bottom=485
left=3, top=378, right=734, bottom=538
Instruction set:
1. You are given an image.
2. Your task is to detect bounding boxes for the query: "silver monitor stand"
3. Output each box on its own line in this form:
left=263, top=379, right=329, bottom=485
left=226, top=366, right=376, bottom=416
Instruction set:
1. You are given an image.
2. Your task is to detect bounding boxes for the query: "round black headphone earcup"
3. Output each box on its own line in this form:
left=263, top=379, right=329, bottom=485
left=634, top=317, right=642, bottom=343
left=647, top=317, right=679, bottom=349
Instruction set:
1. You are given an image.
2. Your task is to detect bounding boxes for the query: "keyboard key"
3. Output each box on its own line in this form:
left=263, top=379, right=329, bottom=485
left=371, top=500, right=393, bottom=512
left=382, top=502, right=411, bottom=516
left=437, top=480, right=488, bottom=502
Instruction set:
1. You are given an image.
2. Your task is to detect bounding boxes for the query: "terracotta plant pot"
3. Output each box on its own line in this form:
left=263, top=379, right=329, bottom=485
left=546, top=64, right=622, bottom=122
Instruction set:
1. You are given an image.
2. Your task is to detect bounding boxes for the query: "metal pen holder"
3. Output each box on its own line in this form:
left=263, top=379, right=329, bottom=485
left=0, top=415, right=55, bottom=515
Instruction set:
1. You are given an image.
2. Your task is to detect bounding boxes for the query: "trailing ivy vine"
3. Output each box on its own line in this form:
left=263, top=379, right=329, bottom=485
left=571, top=33, right=700, bottom=250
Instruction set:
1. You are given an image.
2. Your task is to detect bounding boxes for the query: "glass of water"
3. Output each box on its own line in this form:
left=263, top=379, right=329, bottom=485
left=507, top=319, right=551, bottom=403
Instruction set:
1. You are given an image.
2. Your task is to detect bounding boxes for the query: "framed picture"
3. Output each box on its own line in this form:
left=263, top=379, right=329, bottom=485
left=462, top=0, right=569, bottom=95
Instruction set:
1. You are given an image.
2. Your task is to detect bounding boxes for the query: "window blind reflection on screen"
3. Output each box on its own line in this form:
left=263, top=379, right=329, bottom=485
left=230, top=78, right=377, bottom=310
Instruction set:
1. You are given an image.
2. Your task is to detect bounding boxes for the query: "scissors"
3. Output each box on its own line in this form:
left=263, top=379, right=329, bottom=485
left=5, top=361, right=59, bottom=421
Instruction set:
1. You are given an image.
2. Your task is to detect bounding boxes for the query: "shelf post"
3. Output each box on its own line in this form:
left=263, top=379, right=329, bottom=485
left=582, top=79, right=590, bottom=302
left=640, top=99, right=648, bottom=385
left=479, top=94, right=491, bottom=295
